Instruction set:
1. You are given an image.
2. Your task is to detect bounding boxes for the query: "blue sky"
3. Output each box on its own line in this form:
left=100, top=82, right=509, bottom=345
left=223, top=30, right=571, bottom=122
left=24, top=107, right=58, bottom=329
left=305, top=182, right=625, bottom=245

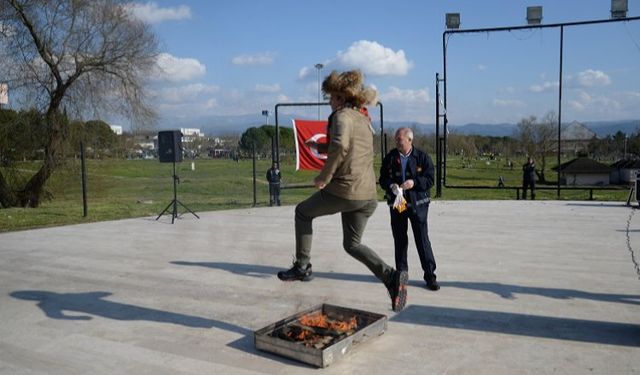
left=126, top=0, right=640, bottom=131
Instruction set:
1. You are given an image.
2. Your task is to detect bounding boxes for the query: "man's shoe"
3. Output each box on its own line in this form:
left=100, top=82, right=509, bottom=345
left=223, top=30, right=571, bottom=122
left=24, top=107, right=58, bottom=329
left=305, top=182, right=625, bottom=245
left=277, top=263, right=313, bottom=281
left=425, top=275, right=440, bottom=291
left=386, top=270, right=408, bottom=312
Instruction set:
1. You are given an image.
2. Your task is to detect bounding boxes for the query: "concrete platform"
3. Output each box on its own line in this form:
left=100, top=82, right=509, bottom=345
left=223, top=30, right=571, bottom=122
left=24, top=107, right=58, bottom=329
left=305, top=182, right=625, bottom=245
left=0, top=200, right=639, bottom=374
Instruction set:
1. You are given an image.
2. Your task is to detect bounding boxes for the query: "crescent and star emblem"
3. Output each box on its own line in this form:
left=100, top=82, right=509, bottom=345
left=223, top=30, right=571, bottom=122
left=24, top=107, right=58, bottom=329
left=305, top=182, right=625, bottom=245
left=305, top=133, right=328, bottom=160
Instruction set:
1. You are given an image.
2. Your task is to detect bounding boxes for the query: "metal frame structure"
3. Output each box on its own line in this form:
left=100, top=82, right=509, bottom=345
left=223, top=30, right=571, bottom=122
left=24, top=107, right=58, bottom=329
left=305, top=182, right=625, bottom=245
left=437, top=15, right=640, bottom=198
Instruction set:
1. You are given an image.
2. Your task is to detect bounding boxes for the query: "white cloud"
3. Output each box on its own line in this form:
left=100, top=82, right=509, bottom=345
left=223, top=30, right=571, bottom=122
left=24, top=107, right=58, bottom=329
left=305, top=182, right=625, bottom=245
left=475, top=64, right=487, bottom=71
left=152, top=53, right=206, bottom=82
left=336, top=40, right=412, bottom=76
left=493, top=99, right=524, bottom=108
left=253, top=83, right=281, bottom=93
left=204, top=98, right=218, bottom=110
left=568, top=89, right=621, bottom=112
left=575, top=69, right=611, bottom=87
left=300, top=40, right=412, bottom=79
left=153, top=83, right=219, bottom=103
left=124, top=2, right=191, bottom=24
left=378, top=87, right=431, bottom=122
left=232, top=52, right=276, bottom=66
left=529, top=81, right=559, bottom=93
left=298, top=66, right=314, bottom=80
left=499, top=86, right=516, bottom=94
left=382, top=87, right=430, bottom=103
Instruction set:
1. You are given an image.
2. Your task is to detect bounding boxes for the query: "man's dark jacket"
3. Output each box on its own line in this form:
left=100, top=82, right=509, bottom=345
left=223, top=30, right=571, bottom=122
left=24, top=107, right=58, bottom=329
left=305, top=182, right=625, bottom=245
left=379, top=147, right=435, bottom=217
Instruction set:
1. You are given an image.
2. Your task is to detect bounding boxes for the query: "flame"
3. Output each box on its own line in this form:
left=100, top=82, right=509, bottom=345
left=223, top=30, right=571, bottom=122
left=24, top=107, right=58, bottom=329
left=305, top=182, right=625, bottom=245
left=298, top=312, right=358, bottom=332
left=282, top=312, right=359, bottom=346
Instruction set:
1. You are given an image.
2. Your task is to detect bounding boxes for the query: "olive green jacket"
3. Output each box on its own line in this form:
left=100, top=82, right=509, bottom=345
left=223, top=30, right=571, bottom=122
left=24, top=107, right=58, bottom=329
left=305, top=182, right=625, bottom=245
left=316, top=107, right=377, bottom=200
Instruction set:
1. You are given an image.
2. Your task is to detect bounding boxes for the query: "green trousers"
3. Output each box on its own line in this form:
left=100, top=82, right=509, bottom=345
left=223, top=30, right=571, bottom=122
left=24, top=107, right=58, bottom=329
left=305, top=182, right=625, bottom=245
left=294, top=190, right=394, bottom=285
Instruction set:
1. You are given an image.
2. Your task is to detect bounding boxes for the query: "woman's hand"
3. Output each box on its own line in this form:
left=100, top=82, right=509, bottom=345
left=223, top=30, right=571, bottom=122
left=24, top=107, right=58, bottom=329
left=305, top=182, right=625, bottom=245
left=314, top=176, right=326, bottom=190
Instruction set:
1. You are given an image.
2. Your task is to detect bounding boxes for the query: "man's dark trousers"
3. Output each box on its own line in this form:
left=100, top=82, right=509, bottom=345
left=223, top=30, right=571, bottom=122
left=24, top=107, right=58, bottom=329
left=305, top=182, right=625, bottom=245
left=390, top=203, right=436, bottom=277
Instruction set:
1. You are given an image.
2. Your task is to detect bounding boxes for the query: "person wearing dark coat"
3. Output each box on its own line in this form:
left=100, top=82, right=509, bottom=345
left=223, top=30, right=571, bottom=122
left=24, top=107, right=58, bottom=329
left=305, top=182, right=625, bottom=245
left=266, top=162, right=281, bottom=206
left=522, top=157, right=536, bottom=200
left=379, top=127, right=439, bottom=291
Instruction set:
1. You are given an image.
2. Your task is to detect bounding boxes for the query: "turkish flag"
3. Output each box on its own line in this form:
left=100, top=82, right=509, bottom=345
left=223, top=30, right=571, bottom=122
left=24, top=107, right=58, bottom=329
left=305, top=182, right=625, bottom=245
left=293, top=119, right=328, bottom=171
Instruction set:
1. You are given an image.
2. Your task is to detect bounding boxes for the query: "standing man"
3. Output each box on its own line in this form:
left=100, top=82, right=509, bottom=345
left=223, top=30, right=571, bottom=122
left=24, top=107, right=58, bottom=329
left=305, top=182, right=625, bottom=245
left=276, top=70, right=408, bottom=312
left=522, top=157, right=536, bottom=200
left=380, top=128, right=440, bottom=291
left=266, top=162, right=281, bottom=206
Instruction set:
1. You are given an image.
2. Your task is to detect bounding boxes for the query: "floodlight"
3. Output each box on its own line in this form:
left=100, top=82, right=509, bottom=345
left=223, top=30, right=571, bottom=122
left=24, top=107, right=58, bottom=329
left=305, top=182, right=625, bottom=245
left=527, top=6, right=543, bottom=25
left=446, top=13, right=460, bottom=29
left=611, top=0, right=628, bottom=19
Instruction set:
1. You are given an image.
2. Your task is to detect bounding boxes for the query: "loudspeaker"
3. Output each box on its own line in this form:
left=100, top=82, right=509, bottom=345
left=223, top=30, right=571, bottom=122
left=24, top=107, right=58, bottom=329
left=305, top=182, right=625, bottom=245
left=158, top=130, right=183, bottom=163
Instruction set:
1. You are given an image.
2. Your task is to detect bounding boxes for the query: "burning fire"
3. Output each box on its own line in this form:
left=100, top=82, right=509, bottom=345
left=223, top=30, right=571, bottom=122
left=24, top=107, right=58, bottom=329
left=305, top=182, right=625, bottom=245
left=299, top=313, right=357, bottom=332
left=284, top=312, right=358, bottom=344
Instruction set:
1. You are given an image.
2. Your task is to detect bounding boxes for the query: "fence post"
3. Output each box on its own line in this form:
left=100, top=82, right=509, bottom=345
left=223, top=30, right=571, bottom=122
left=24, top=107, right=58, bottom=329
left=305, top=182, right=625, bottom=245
left=252, top=142, right=257, bottom=207
left=80, top=141, right=88, bottom=217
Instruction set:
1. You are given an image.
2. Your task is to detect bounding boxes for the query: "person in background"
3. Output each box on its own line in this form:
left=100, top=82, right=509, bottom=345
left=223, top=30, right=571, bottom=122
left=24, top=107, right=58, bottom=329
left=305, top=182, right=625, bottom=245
left=276, top=69, right=408, bottom=312
left=379, top=127, right=440, bottom=291
left=266, top=162, right=281, bottom=206
left=522, top=156, right=536, bottom=200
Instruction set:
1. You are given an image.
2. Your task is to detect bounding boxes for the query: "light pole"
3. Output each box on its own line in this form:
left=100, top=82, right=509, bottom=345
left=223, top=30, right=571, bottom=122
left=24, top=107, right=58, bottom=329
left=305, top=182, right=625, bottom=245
left=263, top=110, right=273, bottom=164
left=314, top=63, right=323, bottom=119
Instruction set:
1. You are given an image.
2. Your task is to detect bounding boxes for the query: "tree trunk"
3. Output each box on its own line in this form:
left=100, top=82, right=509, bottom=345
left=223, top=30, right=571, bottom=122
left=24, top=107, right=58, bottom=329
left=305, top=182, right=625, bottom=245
left=0, top=171, right=17, bottom=208
left=19, top=108, right=64, bottom=207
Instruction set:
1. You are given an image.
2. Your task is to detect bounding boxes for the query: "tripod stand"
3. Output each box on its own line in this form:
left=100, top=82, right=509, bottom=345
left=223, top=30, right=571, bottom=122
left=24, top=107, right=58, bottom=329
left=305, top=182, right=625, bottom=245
left=156, top=160, right=199, bottom=223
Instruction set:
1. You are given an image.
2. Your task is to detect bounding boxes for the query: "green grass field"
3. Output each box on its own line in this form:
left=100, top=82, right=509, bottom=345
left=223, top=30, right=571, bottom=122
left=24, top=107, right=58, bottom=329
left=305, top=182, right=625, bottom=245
left=0, top=155, right=628, bottom=232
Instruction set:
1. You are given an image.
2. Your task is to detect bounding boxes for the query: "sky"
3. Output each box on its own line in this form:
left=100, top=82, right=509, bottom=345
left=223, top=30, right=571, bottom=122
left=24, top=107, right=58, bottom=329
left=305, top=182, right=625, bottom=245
left=125, top=0, right=640, bottom=131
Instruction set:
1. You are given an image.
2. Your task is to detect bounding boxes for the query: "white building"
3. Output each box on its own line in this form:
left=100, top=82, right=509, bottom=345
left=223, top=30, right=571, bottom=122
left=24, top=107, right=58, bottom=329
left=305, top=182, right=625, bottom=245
left=109, top=125, right=123, bottom=135
left=180, top=128, right=203, bottom=138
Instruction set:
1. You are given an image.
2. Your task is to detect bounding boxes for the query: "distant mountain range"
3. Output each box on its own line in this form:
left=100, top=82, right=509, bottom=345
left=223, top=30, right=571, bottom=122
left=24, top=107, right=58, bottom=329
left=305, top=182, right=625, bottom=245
left=157, top=113, right=640, bottom=138
left=447, top=120, right=640, bottom=137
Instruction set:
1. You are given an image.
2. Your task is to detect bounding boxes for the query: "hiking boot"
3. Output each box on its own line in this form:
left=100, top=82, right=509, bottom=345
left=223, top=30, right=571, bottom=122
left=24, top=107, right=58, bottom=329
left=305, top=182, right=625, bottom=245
left=386, top=270, right=408, bottom=312
left=424, top=275, right=440, bottom=291
left=277, top=263, right=313, bottom=282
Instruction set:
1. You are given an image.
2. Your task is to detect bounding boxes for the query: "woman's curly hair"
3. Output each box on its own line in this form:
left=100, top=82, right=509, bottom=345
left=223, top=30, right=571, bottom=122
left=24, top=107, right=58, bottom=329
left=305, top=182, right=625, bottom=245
left=321, top=69, right=378, bottom=107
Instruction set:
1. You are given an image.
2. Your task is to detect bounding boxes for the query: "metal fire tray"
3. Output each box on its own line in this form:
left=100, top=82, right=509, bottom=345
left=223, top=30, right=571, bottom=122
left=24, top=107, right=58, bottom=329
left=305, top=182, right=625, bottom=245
left=254, top=303, right=387, bottom=368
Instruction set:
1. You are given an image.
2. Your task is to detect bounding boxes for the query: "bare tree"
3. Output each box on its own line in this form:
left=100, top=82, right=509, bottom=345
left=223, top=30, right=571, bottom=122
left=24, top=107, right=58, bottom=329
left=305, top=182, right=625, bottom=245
left=514, top=112, right=557, bottom=183
left=533, top=111, right=557, bottom=183
left=0, top=0, right=158, bottom=207
left=515, top=115, right=537, bottom=157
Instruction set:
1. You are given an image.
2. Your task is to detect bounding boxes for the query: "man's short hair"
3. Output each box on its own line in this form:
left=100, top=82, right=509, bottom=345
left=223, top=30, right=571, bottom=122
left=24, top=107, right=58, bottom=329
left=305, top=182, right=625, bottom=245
left=396, top=127, right=414, bottom=141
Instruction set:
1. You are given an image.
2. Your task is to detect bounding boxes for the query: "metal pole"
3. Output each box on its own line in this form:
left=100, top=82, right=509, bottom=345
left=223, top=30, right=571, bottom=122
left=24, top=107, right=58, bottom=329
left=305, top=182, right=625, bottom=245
left=557, top=26, right=564, bottom=199
left=274, top=106, right=280, bottom=166
left=80, top=142, right=88, bottom=217
left=442, top=32, right=448, bottom=187
left=315, top=63, right=324, bottom=120
left=172, top=161, right=178, bottom=223
left=377, top=101, right=385, bottom=162
left=252, top=141, right=257, bottom=207
left=435, top=73, right=441, bottom=198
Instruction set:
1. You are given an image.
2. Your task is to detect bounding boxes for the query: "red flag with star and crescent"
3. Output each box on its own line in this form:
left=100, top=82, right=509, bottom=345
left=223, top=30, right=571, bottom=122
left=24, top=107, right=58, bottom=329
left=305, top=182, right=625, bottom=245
left=293, top=119, right=328, bottom=171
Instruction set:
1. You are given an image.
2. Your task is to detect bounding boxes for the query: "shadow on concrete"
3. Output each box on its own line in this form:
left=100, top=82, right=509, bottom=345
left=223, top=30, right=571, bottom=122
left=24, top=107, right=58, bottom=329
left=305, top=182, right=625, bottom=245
left=9, top=290, right=311, bottom=365
left=438, top=281, right=640, bottom=306
left=171, top=261, right=379, bottom=283
left=565, top=203, right=628, bottom=208
left=392, top=304, right=640, bottom=347
left=9, top=290, right=251, bottom=334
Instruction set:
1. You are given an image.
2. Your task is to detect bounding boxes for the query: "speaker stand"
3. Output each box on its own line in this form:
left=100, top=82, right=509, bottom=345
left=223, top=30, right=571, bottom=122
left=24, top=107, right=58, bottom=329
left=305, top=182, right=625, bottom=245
left=156, top=161, right=199, bottom=224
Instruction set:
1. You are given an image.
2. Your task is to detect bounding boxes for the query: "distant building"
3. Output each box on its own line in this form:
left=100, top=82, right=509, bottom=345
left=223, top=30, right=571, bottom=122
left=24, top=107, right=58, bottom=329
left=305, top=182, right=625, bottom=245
left=180, top=128, right=203, bottom=143
left=561, top=121, right=597, bottom=155
left=109, top=125, right=123, bottom=135
left=610, top=159, right=640, bottom=185
left=553, top=157, right=611, bottom=186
